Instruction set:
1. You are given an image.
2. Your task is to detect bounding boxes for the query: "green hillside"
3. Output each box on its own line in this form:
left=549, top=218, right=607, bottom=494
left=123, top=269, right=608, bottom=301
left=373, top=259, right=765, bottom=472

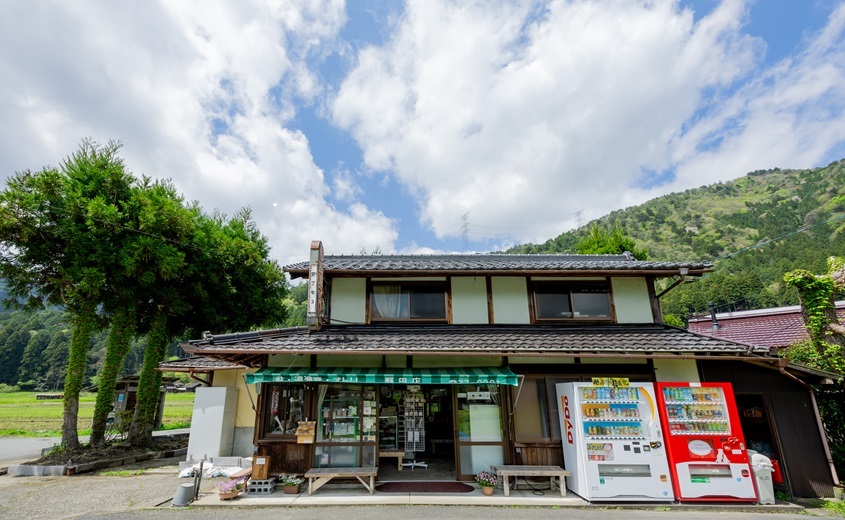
left=506, top=159, right=845, bottom=320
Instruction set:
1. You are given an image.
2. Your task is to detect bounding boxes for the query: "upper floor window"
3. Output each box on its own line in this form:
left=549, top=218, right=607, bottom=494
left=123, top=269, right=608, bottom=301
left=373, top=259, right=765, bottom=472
left=531, top=281, right=612, bottom=321
left=370, top=282, right=447, bottom=322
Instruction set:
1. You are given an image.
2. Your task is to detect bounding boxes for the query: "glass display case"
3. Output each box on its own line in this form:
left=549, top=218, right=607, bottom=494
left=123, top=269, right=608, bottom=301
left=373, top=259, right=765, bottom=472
left=379, top=415, right=398, bottom=450
left=314, top=384, right=377, bottom=467
left=264, top=384, right=305, bottom=436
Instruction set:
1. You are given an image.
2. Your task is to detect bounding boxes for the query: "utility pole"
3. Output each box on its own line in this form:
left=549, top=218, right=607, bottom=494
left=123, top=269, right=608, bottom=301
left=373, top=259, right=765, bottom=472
left=574, top=209, right=584, bottom=229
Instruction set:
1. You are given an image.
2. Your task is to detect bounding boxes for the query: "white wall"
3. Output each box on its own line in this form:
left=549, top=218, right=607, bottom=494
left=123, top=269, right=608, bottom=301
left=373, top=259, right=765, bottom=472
left=653, top=359, right=700, bottom=382
left=186, top=387, right=238, bottom=461
left=451, top=276, right=489, bottom=324
left=611, top=277, right=654, bottom=323
left=329, top=278, right=366, bottom=325
left=490, top=277, right=530, bottom=324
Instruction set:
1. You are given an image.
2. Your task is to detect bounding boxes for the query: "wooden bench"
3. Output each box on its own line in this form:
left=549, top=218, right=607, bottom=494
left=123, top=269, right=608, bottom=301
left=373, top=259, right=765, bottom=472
left=228, top=467, right=252, bottom=480
left=36, top=394, right=63, bottom=400
left=379, top=450, right=406, bottom=470
left=492, top=465, right=570, bottom=497
left=304, top=466, right=378, bottom=495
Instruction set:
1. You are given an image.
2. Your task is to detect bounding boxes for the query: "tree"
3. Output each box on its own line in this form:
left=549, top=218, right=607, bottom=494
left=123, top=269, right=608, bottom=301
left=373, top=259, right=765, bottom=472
left=576, top=226, right=648, bottom=260
left=0, top=139, right=134, bottom=449
left=783, top=256, right=845, bottom=373
left=126, top=207, right=287, bottom=446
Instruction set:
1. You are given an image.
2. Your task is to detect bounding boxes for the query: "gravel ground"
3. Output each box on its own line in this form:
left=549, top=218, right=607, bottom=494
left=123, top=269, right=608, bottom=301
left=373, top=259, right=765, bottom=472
left=0, top=456, right=199, bottom=520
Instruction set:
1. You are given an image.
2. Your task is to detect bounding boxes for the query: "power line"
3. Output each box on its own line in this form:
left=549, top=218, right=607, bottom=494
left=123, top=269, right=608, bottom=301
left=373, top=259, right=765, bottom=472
left=711, top=211, right=845, bottom=262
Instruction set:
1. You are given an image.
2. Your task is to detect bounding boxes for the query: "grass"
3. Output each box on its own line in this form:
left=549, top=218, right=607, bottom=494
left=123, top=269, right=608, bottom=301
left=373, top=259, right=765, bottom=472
left=98, top=469, right=149, bottom=477
left=0, top=391, right=194, bottom=437
left=824, top=500, right=845, bottom=516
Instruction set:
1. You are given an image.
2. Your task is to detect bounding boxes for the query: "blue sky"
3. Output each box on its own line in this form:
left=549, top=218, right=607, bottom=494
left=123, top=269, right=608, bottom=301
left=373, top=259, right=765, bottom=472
left=1, top=1, right=844, bottom=263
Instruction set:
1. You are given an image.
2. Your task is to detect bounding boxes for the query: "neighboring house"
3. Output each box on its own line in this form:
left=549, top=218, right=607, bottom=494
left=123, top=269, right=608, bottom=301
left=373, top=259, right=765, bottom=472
left=181, top=241, right=838, bottom=498
left=688, top=301, right=845, bottom=349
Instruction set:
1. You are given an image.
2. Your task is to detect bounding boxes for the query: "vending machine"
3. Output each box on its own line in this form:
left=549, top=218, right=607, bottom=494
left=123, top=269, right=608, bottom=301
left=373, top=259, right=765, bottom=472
left=654, top=382, right=757, bottom=502
left=556, top=381, right=674, bottom=502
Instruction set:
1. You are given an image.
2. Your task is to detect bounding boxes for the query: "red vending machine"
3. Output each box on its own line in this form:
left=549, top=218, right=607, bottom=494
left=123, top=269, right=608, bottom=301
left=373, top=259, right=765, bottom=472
left=654, top=382, right=757, bottom=502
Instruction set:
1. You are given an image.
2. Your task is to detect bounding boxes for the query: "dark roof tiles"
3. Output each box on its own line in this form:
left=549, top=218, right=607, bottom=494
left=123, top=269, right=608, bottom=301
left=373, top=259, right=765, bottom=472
left=184, top=325, right=766, bottom=356
left=284, top=254, right=711, bottom=275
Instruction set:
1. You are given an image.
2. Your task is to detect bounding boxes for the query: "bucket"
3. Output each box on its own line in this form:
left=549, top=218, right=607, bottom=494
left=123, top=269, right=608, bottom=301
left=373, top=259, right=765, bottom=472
left=172, top=483, right=195, bottom=507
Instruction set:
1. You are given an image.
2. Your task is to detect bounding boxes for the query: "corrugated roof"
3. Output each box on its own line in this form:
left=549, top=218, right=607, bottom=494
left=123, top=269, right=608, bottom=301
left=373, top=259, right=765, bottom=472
left=284, top=254, right=712, bottom=277
left=689, top=304, right=845, bottom=349
left=184, top=325, right=767, bottom=357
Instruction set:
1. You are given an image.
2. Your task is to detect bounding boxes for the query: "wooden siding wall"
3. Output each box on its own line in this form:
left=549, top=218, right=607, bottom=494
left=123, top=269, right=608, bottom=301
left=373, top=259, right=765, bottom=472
left=258, top=442, right=311, bottom=475
left=699, top=361, right=835, bottom=498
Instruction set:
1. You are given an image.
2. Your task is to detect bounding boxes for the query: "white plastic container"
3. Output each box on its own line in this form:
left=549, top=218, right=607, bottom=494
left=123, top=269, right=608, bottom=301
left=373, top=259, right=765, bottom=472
left=748, top=450, right=775, bottom=505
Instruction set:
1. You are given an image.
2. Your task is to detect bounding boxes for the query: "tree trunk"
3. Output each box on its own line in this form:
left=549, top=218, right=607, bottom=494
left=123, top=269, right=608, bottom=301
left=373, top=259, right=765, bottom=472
left=61, top=304, right=96, bottom=449
left=90, top=306, right=135, bottom=446
left=127, top=310, right=168, bottom=446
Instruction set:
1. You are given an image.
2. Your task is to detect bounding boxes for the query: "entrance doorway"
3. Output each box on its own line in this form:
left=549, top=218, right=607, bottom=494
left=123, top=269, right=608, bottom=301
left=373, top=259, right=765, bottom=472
left=377, top=385, right=456, bottom=481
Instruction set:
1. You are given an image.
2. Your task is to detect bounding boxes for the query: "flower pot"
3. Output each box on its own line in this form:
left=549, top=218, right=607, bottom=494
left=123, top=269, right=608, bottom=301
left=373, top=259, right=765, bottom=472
left=481, top=485, right=494, bottom=496
left=218, top=490, right=240, bottom=500
left=284, top=484, right=301, bottom=494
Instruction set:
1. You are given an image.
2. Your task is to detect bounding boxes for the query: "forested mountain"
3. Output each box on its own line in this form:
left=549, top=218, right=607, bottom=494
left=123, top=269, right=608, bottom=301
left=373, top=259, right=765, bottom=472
left=506, top=159, right=845, bottom=321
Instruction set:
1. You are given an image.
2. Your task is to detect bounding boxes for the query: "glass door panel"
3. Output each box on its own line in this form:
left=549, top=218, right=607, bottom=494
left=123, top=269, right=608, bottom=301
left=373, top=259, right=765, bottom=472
left=314, top=384, right=377, bottom=467
left=454, top=384, right=504, bottom=480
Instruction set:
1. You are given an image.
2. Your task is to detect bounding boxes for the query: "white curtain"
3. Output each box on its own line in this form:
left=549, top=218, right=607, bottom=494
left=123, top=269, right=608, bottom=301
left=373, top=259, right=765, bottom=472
left=372, top=286, right=403, bottom=318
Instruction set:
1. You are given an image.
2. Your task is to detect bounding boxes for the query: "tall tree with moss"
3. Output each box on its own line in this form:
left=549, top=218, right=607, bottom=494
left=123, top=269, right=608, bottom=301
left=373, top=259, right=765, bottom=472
left=0, top=140, right=135, bottom=448
left=126, top=206, right=287, bottom=446
left=89, top=178, right=193, bottom=446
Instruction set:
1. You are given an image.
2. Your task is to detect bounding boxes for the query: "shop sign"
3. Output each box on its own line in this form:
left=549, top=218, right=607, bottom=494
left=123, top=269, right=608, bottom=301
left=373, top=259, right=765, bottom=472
left=591, top=377, right=630, bottom=387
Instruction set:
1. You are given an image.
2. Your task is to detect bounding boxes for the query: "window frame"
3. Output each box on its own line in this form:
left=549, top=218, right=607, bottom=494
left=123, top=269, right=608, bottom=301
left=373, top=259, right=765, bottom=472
left=261, top=383, right=307, bottom=439
left=367, top=280, right=450, bottom=323
left=529, top=279, right=614, bottom=323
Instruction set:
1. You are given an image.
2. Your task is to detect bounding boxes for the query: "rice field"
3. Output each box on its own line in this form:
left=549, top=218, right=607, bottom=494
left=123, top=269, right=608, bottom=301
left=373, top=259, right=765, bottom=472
left=0, top=391, right=194, bottom=437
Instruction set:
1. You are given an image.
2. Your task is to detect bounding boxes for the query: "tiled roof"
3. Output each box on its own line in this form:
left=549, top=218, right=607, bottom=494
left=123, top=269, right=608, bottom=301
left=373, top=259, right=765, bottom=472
left=689, top=302, right=845, bottom=349
left=284, top=254, right=712, bottom=277
left=184, top=325, right=767, bottom=357
left=157, top=356, right=246, bottom=372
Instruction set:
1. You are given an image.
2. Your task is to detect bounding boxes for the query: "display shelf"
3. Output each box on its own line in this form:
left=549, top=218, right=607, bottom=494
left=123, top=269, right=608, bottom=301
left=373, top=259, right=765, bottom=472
left=378, top=415, right=398, bottom=450
left=580, top=387, right=640, bottom=401
left=404, top=393, right=426, bottom=453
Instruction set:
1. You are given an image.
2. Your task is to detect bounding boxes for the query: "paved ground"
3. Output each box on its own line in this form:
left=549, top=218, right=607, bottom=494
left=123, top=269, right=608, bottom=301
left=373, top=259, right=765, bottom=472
left=0, top=456, right=841, bottom=520
left=0, top=436, right=85, bottom=465
left=0, top=429, right=189, bottom=467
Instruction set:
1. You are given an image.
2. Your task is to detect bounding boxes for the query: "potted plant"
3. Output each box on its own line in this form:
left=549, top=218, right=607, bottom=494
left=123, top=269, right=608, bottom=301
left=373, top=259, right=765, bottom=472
left=217, top=478, right=245, bottom=500
left=279, top=474, right=305, bottom=494
left=475, top=470, right=498, bottom=496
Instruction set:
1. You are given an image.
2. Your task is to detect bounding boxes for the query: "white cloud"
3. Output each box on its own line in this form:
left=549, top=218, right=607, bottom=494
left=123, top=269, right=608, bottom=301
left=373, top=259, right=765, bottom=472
left=332, top=0, right=845, bottom=244
left=0, top=0, right=397, bottom=264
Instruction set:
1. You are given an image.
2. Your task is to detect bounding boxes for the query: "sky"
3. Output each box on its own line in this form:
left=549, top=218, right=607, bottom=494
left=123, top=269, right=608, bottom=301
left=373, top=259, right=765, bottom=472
left=1, top=0, right=844, bottom=265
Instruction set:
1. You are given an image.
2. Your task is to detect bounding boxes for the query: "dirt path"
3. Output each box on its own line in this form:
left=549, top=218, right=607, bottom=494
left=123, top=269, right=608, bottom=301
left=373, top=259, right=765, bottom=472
left=0, top=456, right=192, bottom=519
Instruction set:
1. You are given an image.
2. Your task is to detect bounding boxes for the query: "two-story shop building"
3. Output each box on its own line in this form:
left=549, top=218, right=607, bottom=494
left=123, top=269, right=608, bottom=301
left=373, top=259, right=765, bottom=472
left=182, top=241, right=838, bottom=498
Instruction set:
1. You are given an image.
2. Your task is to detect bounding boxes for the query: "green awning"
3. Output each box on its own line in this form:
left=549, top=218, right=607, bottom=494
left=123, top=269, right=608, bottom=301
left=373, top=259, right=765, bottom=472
left=246, top=366, right=518, bottom=386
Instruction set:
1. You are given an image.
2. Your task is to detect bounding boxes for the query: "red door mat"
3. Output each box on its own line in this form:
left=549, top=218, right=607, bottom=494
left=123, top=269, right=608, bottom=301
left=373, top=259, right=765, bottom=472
left=376, top=482, right=474, bottom=493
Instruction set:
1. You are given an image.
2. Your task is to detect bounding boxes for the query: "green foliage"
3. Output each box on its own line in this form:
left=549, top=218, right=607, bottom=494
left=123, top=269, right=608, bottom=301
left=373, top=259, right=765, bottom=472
left=662, top=314, right=685, bottom=328
left=783, top=258, right=845, bottom=373
left=1, top=139, right=287, bottom=448
left=576, top=226, right=648, bottom=260
left=0, top=383, right=20, bottom=393
left=505, top=159, right=845, bottom=319
left=824, top=500, right=845, bottom=516
left=283, top=283, right=308, bottom=327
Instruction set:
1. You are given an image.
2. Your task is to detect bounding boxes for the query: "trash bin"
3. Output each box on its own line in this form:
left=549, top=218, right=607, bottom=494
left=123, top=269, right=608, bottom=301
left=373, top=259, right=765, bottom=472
left=748, top=450, right=775, bottom=505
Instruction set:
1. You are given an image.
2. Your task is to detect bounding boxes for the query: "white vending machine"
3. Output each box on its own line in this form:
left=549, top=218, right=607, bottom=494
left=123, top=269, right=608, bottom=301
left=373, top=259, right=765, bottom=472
left=556, top=381, right=674, bottom=502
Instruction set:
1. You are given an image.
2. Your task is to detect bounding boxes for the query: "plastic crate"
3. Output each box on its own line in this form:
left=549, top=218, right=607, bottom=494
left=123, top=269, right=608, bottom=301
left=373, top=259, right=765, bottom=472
left=246, top=478, right=277, bottom=496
